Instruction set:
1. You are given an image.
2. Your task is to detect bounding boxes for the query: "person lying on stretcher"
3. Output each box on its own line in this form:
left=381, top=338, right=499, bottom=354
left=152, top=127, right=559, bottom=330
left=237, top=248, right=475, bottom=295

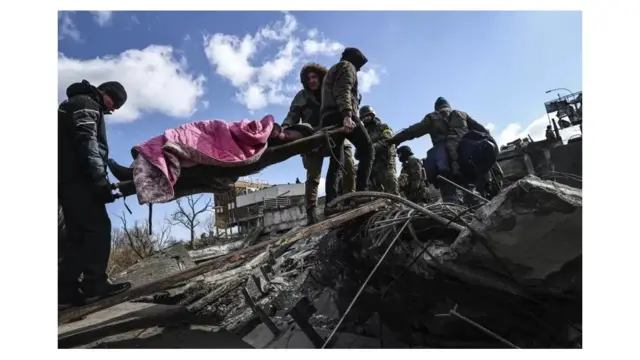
left=107, top=122, right=317, bottom=183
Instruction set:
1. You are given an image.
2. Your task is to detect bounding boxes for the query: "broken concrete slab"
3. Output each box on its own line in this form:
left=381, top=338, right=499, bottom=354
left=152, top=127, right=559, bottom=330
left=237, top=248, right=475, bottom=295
left=188, top=240, right=245, bottom=262
left=58, top=301, right=254, bottom=349
left=81, top=325, right=253, bottom=349
left=113, top=244, right=196, bottom=288
left=468, top=175, right=582, bottom=284
left=58, top=302, right=190, bottom=348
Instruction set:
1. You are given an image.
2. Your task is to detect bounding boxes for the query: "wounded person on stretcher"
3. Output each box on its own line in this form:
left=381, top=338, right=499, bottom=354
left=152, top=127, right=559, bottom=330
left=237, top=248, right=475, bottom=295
left=108, top=122, right=316, bottom=183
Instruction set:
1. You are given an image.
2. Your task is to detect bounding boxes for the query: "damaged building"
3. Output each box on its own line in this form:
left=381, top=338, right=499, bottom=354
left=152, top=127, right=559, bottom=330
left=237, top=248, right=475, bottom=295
left=213, top=180, right=328, bottom=236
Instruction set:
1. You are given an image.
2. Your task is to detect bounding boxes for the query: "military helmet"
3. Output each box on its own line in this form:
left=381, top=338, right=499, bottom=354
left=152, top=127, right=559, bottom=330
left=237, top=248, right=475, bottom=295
left=359, top=105, right=375, bottom=118
left=396, top=145, right=413, bottom=156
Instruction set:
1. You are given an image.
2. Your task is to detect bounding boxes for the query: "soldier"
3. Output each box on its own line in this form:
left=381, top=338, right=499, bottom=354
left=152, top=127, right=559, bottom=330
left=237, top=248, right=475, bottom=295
left=320, top=47, right=374, bottom=213
left=396, top=145, right=429, bottom=203
left=58, top=80, right=132, bottom=310
left=392, top=97, right=492, bottom=204
left=358, top=105, right=398, bottom=194
left=282, top=63, right=356, bottom=225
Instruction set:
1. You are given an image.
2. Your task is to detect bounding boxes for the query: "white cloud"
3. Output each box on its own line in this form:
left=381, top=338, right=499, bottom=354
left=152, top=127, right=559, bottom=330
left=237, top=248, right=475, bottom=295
left=58, top=45, right=206, bottom=123
left=204, top=33, right=257, bottom=87
left=485, top=123, right=496, bottom=133
left=302, top=37, right=344, bottom=56
left=91, top=11, right=113, bottom=27
left=496, top=112, right=582, bottom=146
left=201, top=100, right=210, bottom=109
left=59, top=12, right=81, bottom=42
left=358, top=68, right=381, bottom=93
left=184, top=34, right=191, bottom=41
left=202, top=13, right=376, bottom=111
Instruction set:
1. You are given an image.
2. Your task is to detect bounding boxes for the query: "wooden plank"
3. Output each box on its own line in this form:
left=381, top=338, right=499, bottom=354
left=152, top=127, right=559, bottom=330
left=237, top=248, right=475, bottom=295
left=58, top=199, right=387, bottom=324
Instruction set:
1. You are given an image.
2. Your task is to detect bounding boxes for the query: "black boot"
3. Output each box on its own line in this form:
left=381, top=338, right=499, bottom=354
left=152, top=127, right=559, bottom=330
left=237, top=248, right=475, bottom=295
left=107, top=158, right=134, bottom=181
left=81, top=278, right=132, bottom=303
left=58, top=282, right=85, bottom=311
left=306, top=207, right=318, bottom=226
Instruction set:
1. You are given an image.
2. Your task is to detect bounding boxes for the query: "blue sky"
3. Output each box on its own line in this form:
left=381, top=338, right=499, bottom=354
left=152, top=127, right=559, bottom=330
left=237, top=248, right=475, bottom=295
left=58, top=10, right=582, bottom=240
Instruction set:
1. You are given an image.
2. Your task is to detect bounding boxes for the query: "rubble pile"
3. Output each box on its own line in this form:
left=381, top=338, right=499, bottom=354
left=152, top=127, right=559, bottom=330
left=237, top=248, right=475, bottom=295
left=65, top=175, right=582, bottom=348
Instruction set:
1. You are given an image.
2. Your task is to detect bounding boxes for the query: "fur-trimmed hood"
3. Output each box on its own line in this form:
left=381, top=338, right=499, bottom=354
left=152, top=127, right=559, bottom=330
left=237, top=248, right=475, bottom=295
left=300, top=63, right=328, bottom=91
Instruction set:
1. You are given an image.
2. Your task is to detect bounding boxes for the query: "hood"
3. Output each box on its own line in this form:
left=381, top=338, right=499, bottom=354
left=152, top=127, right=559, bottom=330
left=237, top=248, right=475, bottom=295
left=300, top=63, right=328, bottom=91
left=340, top=47, right=368, bottom=71
left=66, top=80, right=104, bottom=105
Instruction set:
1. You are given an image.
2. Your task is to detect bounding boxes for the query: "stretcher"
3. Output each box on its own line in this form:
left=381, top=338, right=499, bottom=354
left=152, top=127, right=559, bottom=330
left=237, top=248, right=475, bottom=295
left=110, top=126, right=346, bottom=200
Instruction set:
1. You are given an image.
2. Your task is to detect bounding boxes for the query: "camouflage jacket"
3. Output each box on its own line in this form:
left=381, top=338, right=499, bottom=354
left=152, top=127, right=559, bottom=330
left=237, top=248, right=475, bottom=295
left=320, top=60, right=360, bottom=121
left=282, top=89, right=322, bottom=128
left=392, top=106, right=487, bottom=146
left=399, top=156, right=427, bottom=191
left=363, top=119, right=396, bottom=167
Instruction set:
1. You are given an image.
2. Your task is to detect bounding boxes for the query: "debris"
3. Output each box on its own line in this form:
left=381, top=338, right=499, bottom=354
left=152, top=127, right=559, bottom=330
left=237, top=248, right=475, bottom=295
left=59, top=199, right=389, bottom=324
left=241, top=287, right=280, bottom=336
left=289, top=296, right=332, bottom=348
left=112, top=244, right=195, bottom=288
left=188, top=240, right=245, bottom=262
left=61, top=178, right=582, bottom=349
left=468, top=175, right=582, bottom=286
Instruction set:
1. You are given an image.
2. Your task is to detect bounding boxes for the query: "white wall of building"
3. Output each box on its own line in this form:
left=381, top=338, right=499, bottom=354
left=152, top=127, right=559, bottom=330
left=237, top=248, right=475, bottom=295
left=234, top=183, right=305, bottom=208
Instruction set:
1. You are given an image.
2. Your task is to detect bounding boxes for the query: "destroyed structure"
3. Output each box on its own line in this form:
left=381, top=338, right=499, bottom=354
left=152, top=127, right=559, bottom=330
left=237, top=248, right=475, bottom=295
left=497, top=91, right=582, bottom=190
left=59, top=176, right=582, bottom=349
left=58, top=92, right=583, bottom=349
left=214, top=182, right=319, bottom=235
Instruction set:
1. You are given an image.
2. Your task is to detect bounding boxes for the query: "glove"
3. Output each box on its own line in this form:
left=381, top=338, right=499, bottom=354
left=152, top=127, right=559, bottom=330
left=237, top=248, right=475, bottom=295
left=91, top=177, right=115, bottom=204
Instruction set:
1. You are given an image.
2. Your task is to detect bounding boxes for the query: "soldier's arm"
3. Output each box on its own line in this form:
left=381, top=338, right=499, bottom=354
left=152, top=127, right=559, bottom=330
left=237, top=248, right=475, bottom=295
left=68, top=97, right=108, bottom=182
left=390, top=113, right=435, bottom=146
left=373, top=124, right=394, bottom=152
left=333, top=62, right=357, bottom=118
left=282, top=91, right=305, bottom=127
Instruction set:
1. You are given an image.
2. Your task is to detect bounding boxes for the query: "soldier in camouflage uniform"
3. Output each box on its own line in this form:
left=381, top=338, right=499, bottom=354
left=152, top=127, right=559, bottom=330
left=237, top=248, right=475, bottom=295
left=392, top=97, right=491, bottom=203
left=396, top=145, right=429, bottom=203
left=282, top=63, right=356, bottom=225
left=335, top=139, right=356, bottom=196
left=320, top=47, right=374, bottom=211
left=358, top=105, right=399, bottom=195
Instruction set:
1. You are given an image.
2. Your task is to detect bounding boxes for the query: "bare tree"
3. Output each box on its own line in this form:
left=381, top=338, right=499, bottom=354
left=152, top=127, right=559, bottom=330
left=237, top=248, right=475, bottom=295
left=170, top=194, right=213, bottom=248
left=114, top=212, right=173, bottom=259
left=203, top=215, right=215, bottom=237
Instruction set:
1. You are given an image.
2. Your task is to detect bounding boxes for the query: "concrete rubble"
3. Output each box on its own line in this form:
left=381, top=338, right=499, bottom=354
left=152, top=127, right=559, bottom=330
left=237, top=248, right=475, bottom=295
left=59, top=175, right=582, bottom=349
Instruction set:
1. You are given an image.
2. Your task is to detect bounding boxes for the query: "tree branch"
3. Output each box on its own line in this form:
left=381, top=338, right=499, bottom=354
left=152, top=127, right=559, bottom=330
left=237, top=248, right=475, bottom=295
left=114, top=212, right=145, bottom=260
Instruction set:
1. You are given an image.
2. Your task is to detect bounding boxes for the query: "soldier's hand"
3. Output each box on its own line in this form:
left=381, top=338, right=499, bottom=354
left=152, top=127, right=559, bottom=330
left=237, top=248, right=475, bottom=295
left=92, top=177, right=116, bottom=204
left=343, top=116, right=356, bottom=133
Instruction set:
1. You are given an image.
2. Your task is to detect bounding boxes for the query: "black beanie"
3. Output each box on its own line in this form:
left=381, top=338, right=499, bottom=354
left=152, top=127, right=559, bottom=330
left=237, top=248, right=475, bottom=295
left=434, top=97, right=449, bottom=110
left=98, top=81, right=127, bottom=109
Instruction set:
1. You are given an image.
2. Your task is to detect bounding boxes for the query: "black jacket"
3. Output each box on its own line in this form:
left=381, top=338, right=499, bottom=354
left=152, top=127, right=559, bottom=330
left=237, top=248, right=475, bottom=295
left=58, top=81, right=110, bottom=185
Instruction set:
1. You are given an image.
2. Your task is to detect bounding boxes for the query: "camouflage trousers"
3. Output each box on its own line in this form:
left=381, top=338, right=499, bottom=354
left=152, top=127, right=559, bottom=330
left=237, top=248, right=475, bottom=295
left=369, top=163, right=399, bottom=195
left=302, top=146, right=356, bottom=210
left=402, top=184, right=430, bottom=204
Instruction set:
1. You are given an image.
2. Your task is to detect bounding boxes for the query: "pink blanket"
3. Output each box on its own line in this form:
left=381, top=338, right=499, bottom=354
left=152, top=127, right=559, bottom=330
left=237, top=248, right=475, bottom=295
left=131, top=115, right=275, bottom=204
